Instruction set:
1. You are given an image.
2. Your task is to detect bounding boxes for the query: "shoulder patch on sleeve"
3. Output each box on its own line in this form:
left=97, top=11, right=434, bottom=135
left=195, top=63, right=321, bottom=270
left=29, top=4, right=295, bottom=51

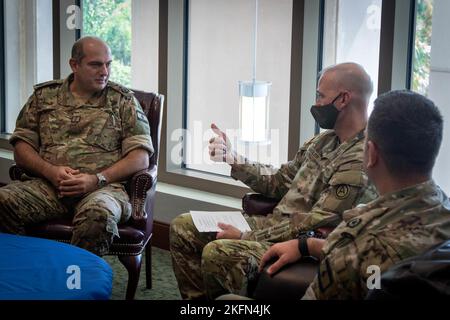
left=33, top=79, right=63, bottom=90
left=108, top=81, right=134, bottom=97
left=335, top=184, right=350, bottom=199
left=137, top=111, right=148, bottom=122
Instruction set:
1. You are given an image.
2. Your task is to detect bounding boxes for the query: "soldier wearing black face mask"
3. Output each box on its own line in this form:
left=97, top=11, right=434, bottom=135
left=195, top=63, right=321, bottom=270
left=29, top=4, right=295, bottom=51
left=310, top=63, right=372, bottom=135
left=310, top=93, right=341, bottom=129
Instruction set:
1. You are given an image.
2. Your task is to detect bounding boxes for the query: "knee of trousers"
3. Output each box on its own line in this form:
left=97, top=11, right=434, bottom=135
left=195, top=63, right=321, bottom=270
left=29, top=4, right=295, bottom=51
left=72, top=208, right=118, bottom=239
left=169, top=212, right=196, bottom=245
left=0, top=187, right=15, bottom=208
left=201, top=240, right=233, bottom=269
left=0, top=188, right=26, bottom=234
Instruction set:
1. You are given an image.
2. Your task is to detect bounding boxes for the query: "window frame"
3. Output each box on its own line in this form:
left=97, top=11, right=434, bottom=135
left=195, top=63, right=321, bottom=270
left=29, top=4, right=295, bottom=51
left=379, top=0, right=416, bottom=93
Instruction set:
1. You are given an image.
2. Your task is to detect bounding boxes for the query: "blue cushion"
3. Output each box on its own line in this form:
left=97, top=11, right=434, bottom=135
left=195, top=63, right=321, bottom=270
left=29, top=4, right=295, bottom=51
left=0, top=233, right=113, bottom=300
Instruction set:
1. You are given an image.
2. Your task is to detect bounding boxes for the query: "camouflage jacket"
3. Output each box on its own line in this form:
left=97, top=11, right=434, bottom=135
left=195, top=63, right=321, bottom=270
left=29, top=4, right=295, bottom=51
left=304, top=180, right=450, bottom=300
left=231, top=130, right=377, bottom=242
left=10, top=74, right=154, bottom=174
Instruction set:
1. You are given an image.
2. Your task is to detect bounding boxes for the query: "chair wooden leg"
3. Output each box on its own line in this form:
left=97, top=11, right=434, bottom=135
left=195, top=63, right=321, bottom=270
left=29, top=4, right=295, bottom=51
left=118, top=254, right=142, bottom=300
left=145, top=242, right=152, bottom=289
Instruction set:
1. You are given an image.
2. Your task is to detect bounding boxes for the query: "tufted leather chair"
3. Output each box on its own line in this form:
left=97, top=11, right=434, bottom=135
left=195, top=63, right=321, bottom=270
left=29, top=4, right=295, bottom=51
left=242, top=193, right=332, bottom=300
left=9, top=90, right=164, bottom=300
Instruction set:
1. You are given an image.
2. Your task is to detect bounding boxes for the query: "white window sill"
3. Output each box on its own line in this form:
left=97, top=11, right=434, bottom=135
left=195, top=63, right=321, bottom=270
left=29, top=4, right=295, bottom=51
left=166, top=167, right=247, bottom=188
left=156, top=182, right=242, bottom=210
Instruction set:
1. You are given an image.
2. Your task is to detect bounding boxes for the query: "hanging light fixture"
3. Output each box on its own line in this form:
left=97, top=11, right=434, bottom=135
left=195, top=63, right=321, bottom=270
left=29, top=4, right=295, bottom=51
left=239, top=0, right=271, bottom=143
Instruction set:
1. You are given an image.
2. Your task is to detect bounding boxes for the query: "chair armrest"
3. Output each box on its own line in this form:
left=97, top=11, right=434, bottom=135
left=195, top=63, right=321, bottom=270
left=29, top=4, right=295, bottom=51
left=9, top=165, right=26, bottom=181
left=126, top=165, right=157, bottom=221
left=242, top=193, right=279, bottom=216
left=250, top=257, right=319, bottom=300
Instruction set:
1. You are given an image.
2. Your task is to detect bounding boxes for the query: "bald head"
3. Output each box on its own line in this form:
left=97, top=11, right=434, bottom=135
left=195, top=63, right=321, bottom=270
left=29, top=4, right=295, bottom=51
left=71, top=36, right=110, bottom=63
left=321, top=63, right=373, bottom=104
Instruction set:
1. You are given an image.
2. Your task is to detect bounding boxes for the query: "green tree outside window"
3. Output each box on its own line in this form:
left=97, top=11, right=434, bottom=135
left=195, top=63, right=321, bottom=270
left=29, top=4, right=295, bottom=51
left=82, top=0, right=132, bottom=87
left=412, top=0, right=433, bottom=96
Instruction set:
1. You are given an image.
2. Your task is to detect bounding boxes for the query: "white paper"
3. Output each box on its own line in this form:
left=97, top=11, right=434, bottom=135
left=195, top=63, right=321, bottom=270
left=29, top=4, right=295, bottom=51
left=190, top=211, right=252, bottom=233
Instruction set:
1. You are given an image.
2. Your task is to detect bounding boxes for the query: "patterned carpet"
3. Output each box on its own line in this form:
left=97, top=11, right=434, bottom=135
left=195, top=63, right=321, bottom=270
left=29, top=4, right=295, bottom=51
left=104, top=247, right=182, bottom=300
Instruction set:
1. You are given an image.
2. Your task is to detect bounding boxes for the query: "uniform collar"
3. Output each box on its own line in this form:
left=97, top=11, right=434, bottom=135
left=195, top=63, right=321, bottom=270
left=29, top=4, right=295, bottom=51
left=57, top=74, right=107, bottom=107
left=320, top=129, right=365, bottom=159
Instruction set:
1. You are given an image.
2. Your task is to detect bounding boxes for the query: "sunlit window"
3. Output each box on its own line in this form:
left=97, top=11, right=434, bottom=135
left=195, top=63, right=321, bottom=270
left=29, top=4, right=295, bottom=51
left=322, top=0, right=382, bottom=113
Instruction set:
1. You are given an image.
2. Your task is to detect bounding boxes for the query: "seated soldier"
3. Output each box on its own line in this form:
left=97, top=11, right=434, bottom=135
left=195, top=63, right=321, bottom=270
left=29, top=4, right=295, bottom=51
left=258, top=90, right=450, bottom=299
left=170, top=62, right=378, bottom=300
left=0, top=36, right=153, bottom=256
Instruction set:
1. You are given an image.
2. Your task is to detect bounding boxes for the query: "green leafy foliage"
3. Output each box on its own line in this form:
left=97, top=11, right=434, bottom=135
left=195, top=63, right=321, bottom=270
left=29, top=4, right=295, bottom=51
left=82, top=0, right=132, bottom=86
left=412, top=0, right=433, bottom=96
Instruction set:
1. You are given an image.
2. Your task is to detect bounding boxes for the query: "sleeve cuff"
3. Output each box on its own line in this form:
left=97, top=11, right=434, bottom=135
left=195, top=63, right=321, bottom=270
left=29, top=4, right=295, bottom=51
left=9, top=130, right=40, bottom=152
left=122, top=135, right=154, bottom=157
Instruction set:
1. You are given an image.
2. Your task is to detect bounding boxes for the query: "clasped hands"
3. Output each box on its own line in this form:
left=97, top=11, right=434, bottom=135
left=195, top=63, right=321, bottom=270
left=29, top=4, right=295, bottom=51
left=46, top=165, right=98, bottom=197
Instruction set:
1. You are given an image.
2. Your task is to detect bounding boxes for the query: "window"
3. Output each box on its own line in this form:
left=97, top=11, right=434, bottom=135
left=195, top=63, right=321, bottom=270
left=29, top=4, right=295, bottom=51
left=183, top=0, right=293, bottom=176
left=322, top=0, right=382, bottom=112
left=80, top=0, right=159, bottom=91
left=411, top=0, right=450, bottom=193
left=3, top=0, right=53, bottom=134
left=411, top=0, right=432, bottom=95
left=82, top=0, right=132, bottom=86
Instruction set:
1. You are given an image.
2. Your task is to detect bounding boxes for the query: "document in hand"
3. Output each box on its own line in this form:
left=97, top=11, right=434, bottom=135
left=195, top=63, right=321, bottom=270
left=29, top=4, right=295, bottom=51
left=190, top=211, right=252, bottom=233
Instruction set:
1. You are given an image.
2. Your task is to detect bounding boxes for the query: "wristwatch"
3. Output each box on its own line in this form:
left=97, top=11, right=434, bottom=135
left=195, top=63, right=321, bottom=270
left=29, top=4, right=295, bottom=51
left=297, top=230, right=316, bottom=257
left=96, top=173, right=108, bottom=188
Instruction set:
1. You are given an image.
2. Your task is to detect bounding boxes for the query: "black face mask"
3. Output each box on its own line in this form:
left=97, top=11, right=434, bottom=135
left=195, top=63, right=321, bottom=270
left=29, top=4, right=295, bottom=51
left=310, top=94, right=341, bottom=129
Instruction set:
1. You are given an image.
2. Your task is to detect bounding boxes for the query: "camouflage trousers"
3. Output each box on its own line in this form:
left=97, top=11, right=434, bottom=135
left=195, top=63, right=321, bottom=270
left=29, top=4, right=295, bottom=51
left=170, top=213, right=272, bottom=300
left=0, top=178, right=131, bottom=256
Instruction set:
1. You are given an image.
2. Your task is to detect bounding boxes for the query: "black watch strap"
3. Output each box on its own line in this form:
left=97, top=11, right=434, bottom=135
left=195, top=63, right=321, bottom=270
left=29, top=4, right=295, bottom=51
left=297, top=230, right=315, bottom=257
left=298, top=237, right=310, bottom=257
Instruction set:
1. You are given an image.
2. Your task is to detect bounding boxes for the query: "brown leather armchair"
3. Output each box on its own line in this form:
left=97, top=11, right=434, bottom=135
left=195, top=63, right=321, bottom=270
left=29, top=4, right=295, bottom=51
left=9, top=90, right=164, bottom=300
left=242, top=193, right=332, bottom=300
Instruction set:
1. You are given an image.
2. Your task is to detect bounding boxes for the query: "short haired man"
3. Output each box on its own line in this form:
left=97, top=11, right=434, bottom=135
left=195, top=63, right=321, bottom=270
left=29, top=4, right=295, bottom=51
left=0, top=36, right=153, bottom=256
left=170, top=63, right=378, bottom=300
left=260, top=90, right=450, bottom=299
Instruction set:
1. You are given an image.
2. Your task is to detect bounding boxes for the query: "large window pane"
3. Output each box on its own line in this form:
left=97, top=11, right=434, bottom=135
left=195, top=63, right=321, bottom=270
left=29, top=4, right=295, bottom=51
left=411, top=0, right=433, bottom=95
left=411, top=0, right=450, bottom=193
left=185, top=0, right=292, bottom=176
left=81, top=0, right=159, bottom=91
left=3, top=0, right=53, bottom=134
left=322, top=0, right=382, bottom=113
left=82, top=0, right=132, bottom=86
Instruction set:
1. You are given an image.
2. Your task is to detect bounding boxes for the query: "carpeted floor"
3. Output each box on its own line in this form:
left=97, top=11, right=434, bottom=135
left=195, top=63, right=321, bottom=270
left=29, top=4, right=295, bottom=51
left=104, top=247, right=182, bottom=300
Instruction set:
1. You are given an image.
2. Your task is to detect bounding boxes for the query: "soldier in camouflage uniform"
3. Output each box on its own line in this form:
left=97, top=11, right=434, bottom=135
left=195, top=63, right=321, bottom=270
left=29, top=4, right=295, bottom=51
left=170, top=63, right=378, bottom=300
left=260, top=90, right=450, bottom=300
left=0, top=37, right=153, bottom=256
